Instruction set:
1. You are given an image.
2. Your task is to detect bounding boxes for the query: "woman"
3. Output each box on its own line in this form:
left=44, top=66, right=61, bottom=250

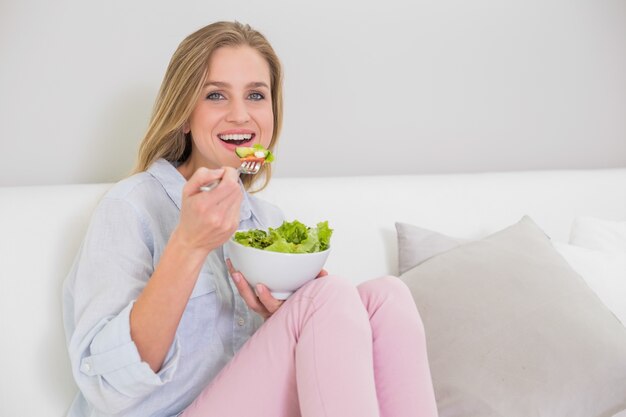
left=63, top=21, right=438, bottom=417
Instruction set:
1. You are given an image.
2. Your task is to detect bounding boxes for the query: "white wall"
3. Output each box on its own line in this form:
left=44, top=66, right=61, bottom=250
left=1, top=0, right=625, bottom=186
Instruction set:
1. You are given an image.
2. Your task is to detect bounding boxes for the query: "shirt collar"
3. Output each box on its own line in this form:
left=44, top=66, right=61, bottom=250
left=147, top=158, right=253, bottom=223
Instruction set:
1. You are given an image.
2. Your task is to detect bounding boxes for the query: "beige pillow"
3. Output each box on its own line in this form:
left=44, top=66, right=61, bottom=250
left=400, top=216, right=626, bottom=417
left=395, top=221, right=463, bottom=274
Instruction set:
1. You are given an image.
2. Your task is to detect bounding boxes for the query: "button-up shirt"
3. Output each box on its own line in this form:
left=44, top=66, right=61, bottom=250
left=62, top=159, right=283, bottom=416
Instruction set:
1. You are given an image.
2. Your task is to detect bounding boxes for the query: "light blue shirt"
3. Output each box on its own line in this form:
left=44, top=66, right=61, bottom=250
left=62, top=159, right=284, bottom=417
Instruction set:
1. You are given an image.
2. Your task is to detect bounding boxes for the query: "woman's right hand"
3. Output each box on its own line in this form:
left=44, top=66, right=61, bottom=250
left=172, top=166, right=243, bottom=255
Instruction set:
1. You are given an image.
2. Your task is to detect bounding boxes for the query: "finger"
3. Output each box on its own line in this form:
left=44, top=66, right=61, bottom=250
left=221, top=166, right=241, bottom=183
left=203, top=169, right=242, bottom=203
left=194, top=174, right=242, bottom=215
left=226, top=258, right=237, bottom=275
left=184, top=167, right=225, bottom=197
left=230, top=269, right=263, bottom=310
left=206, top=166, right=239, bottom=194
left=215, top=184, right=243, bottom=209
left=227, top=261, right=270, bottom=317
left=315, top=269, right=329, bottom=279
left=255, top=284, right=284, bottom=313
left=237, top=275, right=270, bottom=317
left=208, top=193, right=243, bottom=236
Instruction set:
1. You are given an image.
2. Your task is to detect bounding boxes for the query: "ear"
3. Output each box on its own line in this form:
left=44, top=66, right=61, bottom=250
left=183, top=122, right=190, bottom=134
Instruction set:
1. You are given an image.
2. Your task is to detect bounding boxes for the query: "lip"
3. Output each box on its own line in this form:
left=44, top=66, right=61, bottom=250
left=218, top=129, right=256, bottom=136
left=216, top=129, right=256, bottom=151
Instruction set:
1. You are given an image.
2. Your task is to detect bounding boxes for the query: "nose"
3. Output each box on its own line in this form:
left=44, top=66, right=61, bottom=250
left=226, top=98, right=250, bottom=124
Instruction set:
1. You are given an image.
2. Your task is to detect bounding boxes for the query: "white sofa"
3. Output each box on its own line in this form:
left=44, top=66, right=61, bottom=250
left=1, top=168, right=625, bottom=416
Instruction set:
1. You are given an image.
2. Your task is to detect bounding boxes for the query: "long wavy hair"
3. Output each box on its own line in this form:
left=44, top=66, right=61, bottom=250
left=134, top=21, right=283, bottom=192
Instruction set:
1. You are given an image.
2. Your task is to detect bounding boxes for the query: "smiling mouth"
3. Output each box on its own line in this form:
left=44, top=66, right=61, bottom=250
left=218, top=133, right=255, bottom=146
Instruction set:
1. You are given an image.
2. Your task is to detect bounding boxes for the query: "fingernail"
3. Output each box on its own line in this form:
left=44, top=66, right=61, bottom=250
left=232, top=273, right=241, bottom=283
left=256, top=284, right=264, bottom=294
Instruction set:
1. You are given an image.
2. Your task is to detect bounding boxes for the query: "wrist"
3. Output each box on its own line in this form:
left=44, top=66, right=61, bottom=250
left=169, top=227, right=212, bottom=263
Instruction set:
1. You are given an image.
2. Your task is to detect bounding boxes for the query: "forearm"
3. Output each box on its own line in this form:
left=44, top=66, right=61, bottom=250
left=130, top=229, right=209, bottom=372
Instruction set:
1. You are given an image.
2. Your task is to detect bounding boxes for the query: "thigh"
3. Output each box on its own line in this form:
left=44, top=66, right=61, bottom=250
left=180, top=290, right=313, bottom=417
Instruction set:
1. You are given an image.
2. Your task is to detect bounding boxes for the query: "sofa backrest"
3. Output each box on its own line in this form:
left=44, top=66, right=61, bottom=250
left=1, top=168, right=625, bottom=416
left=258, top=168, right=626, bottom=282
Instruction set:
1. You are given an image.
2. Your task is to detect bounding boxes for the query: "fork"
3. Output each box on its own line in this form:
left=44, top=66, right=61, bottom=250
left=199, top=160, right=263, bottom=192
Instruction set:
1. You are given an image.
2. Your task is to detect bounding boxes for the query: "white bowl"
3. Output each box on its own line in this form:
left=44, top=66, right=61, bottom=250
left=226, top=237, right=331, bottom=300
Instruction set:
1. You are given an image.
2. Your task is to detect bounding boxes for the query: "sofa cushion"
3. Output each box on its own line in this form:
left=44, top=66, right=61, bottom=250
left=400, top=216, right=626, bottom=417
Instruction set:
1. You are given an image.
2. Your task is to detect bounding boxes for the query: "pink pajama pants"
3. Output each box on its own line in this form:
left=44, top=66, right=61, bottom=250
left=182, top=275, right=438, bottom=417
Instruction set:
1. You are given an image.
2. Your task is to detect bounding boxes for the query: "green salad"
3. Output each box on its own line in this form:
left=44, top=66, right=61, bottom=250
left=233, top=220, right=332, bottom=254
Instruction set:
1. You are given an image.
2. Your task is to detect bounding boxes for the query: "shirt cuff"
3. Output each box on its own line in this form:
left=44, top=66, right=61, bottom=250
left=80, top=301, right=180, bottom=398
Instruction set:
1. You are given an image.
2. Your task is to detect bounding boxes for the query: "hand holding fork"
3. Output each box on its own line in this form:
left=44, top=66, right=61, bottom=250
left=199, top=160, right=263, bottom=192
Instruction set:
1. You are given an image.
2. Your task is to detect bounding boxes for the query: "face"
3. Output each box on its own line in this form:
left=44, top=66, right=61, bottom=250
left=182, top=46, right=274, bottom=172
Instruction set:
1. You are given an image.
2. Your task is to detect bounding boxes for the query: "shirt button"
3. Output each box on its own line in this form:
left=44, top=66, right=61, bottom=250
left=83, top=362, right=91, bottom=372
left=237, top=317, right=245, bottom=326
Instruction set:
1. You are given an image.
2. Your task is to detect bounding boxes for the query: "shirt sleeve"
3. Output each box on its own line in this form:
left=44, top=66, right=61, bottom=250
left=63, top=196, right=180, bottom=414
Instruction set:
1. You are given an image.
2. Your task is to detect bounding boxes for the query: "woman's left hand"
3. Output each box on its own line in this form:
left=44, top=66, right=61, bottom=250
left=226, top=260, right=329, bottom=320
left=226, top=259, right=283, bottom=320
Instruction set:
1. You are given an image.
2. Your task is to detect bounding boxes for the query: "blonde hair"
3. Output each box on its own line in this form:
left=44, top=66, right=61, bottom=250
left=134, top=21, right=283, bottom=192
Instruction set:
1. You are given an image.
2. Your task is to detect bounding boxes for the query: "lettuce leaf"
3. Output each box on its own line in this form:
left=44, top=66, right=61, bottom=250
left=233, top=220, right=332, bottom=253
left=252, top=143, right=275, bottom=163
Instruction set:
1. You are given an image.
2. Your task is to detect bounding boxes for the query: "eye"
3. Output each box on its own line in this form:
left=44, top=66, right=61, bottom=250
left=248, top=92, right=265, bottom=101
left=206, top=92, right=225, bottom=100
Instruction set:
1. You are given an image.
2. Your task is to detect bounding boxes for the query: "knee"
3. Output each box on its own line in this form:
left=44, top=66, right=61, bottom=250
left=296, top=276, right=369, bottom=319
left=295, top=275, right=363, bottom=308
left=300, top=275, right=357, bottom=297
left=359, top=275, right=413, bottom=302
left=358, top=276, right=425, bottom=331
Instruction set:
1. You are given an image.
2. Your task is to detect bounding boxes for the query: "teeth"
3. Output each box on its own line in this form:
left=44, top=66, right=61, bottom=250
left=219, top=133, right=253, bottom=141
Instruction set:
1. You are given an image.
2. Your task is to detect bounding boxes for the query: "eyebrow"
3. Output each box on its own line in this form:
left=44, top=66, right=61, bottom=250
left=203, top=81, right=270, bottom=89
